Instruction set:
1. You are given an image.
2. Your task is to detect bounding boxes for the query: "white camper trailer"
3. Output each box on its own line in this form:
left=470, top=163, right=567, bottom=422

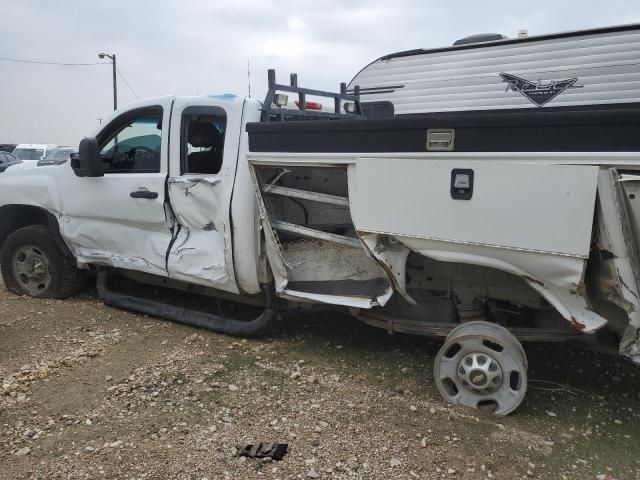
left=348, top=24, right=640, bottom=116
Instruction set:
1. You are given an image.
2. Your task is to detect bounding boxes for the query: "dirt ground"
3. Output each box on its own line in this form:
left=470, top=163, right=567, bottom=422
left=1, top=277, right=639, bottom=480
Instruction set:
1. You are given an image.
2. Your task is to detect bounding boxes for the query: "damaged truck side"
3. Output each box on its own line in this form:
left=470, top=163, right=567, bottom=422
left=2, top=56, right=640, bottom=415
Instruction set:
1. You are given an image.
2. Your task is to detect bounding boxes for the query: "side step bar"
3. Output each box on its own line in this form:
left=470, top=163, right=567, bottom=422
left=97, top=271, right=276, bottom=337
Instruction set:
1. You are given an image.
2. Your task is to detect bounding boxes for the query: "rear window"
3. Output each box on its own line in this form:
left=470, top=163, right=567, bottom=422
left=43, top=149, right=72, bottom=161
left=13, top=148, right=45, bottom=160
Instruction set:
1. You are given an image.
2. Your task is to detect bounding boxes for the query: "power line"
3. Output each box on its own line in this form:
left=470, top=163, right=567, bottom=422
left=116, top=67, right=140, bottom=99
left=0, top=56, right=109, bottom=66
left=2, top=54, right=141, bottom=100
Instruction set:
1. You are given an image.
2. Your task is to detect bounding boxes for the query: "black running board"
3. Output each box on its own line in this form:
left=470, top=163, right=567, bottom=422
left=96, top=271, right=276, bottom=337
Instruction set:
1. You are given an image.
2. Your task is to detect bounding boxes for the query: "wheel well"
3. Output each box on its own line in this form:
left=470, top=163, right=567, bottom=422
left=0, top=205, right=72, bottom=258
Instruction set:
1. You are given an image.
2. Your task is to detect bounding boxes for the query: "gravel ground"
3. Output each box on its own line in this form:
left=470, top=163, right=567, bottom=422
left=1, top=277, right=639, bottom=480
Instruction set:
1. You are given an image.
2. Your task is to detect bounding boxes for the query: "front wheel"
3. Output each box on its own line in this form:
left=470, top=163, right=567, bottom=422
left=1, top=225, right=85, bottom=299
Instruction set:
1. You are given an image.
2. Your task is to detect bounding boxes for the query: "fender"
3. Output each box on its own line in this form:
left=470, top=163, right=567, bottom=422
left=0, top=163, right=72, bottom=256
left=0, top=204, right=75, bottom=260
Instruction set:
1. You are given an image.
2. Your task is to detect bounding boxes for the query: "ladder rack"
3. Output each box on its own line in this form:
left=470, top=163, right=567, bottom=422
left=261, top=69, right=364, bottom=122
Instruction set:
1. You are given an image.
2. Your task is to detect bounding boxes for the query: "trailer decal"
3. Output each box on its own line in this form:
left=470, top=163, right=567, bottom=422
left=499, top=73, right=583, bottom=107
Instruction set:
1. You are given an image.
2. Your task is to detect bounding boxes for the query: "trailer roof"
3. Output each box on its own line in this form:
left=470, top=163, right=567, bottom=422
left=377, top=23, right=640, bottom=61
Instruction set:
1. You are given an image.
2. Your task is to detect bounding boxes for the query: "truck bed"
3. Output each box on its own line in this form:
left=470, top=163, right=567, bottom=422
left=247, top=103, right=640, bottom=153
left=246, top=113, right=640, bottom=363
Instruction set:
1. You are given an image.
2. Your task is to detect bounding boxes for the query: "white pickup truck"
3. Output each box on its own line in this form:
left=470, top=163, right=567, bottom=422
left=1, top=65, right=640, bottom=416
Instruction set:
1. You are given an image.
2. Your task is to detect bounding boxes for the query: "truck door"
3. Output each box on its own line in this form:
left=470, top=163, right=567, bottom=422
left=61, top=99, right=174, bottom=276
left=165, top=98, right=241, bottom=294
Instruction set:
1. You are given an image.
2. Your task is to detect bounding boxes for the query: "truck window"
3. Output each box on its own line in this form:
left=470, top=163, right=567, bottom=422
left=99, top=114, right=163, bottom=173
left=181, top=112, right=226, bottom=175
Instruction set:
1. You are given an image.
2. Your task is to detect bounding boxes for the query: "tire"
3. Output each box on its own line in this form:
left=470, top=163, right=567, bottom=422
left=1, top=225, right=85, bottom=299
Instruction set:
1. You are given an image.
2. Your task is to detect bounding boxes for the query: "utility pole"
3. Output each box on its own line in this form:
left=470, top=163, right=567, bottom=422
left=247, top=58, right=251, bottom=98
left=98, top=52, right=117, bottom=111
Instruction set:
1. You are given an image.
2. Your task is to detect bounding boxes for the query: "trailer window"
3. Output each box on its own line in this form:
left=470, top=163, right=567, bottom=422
left=181, top=111, right=226, bottom=175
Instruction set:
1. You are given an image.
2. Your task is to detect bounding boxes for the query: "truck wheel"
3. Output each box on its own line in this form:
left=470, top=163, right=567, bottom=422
left=433, top=321, right=528, bottom=416
left=1, top=225, right=85, bottom=299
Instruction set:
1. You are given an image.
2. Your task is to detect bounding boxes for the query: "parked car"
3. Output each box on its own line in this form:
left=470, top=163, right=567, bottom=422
left=0, top=144, right=17, bottom=153
left=12, top=144, right=57, bottom=165
left=0, top=151, right=20, bottom=172
left=38, top=146, right=75, bottom=166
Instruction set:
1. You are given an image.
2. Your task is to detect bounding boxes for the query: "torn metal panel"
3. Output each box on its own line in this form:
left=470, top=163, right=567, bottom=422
left=359, top=233, right=417, bottom=306
left=391, top=234, right=607, bottom=332
left=248, top=162, right=290, bottom=292
left=348, top=158, right=603, bottom=331
left=166, top=176, right=238, bottom=293
left=248, top=161, right=392, bottom=308
left=595, top=169, right=640, bottom=362
left=279, top=288, right=391, bottom=308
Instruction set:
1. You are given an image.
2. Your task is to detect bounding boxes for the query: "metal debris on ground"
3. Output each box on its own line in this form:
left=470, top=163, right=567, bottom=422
left=236, top=442, right=289, bottom=461
left=529, top=379, right=587, bottom=396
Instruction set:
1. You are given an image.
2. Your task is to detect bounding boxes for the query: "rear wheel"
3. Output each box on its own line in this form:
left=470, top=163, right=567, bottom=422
left=1, top=225, right=85, bottom=299
left=433, top=321, right=528, bottom=416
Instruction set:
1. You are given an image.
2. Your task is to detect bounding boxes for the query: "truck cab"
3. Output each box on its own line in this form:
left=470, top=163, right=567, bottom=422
left=0, top=95, right=265, bottom=299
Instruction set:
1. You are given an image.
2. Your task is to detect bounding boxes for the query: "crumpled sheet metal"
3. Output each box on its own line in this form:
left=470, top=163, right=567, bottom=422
left=166, top=176, right=239, bottom=293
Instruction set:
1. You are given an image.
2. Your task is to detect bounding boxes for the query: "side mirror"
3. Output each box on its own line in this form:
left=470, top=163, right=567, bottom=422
left=71, top=137, right=104, bottom=177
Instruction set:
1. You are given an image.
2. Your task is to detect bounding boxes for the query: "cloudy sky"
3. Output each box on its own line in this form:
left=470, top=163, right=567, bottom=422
left=1, top=0, right=639, bottom=145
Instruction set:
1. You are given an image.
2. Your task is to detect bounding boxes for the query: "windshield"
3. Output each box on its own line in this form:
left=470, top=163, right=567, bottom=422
left=13, top=148, right=45, bottom=160
left=43, top=149, right=72, bottom=161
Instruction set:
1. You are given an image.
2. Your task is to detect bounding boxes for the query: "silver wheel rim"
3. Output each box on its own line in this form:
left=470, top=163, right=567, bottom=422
left=12, top=245, right=52, bottom=295
left=457, top=352, right=503, bottom=393
left=434, top=322, right=527, bottom=416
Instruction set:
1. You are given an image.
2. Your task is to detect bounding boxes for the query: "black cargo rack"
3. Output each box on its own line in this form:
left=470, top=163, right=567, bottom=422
left=262, top=69, right=364, bottom=122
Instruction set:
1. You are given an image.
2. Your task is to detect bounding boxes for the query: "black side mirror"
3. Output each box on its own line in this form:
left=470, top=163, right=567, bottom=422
left=71, top=137, right=104, bottom=177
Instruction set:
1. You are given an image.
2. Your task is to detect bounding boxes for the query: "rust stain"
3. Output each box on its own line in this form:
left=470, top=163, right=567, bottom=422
left=570, top=317, right=586, bottom=331
left=521, top=274, right=545, bottom=288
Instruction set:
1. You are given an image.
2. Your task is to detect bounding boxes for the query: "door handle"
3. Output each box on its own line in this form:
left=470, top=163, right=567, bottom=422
left=130, top=189, right=159, bottom=199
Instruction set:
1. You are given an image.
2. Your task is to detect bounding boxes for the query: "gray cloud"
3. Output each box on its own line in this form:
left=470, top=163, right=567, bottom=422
left=1, top=0, right=638, bottom=144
